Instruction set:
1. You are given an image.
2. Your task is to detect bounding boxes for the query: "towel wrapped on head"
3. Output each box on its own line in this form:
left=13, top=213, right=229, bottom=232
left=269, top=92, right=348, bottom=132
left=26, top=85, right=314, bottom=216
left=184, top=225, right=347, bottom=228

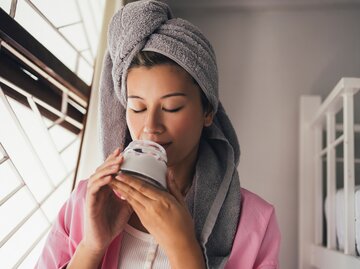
left=99, top=1, right=241, bottom=268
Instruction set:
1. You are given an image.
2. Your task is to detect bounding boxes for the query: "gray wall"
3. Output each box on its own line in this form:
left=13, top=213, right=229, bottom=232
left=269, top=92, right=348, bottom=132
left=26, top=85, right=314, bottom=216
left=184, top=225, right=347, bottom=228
left=174, top=5, right=360, bottom=269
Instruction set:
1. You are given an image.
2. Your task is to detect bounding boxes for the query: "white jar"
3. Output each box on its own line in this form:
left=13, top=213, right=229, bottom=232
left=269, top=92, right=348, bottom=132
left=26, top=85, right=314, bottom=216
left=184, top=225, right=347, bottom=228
left=120, top=140, right=168, bottom=190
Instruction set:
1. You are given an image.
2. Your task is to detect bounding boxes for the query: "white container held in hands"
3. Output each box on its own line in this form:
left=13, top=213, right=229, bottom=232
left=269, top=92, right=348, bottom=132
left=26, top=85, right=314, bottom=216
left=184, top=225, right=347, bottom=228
left=119, top=140, right=168, bottom=190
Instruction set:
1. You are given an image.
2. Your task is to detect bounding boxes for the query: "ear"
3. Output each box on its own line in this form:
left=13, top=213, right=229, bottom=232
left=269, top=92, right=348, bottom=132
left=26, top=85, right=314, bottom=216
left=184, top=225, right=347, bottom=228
left=204, top=111, right=214, bottom=127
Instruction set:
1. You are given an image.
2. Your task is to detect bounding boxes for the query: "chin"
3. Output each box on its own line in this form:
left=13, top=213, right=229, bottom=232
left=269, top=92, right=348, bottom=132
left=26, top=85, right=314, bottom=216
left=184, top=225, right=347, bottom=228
left=165, top=154, right=179, bottom=168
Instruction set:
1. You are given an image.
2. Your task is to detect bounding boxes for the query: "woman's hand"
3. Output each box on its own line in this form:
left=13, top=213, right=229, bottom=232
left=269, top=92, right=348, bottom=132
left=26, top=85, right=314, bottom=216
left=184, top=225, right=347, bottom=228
left=82, top=147, right=133, bottom=255
left=111, top=172, right=206, bottom=269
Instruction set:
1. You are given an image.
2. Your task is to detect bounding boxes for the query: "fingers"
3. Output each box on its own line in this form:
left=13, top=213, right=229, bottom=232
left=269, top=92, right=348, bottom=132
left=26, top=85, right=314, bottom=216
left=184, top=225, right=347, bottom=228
left=96, top=147, right=123, bottom=172
left=87, top=174, right=112, bottom=196
left=115, top=173, right=164, bottom=201
left=108, top=180, right=126, bottom=200
left=93, top=153, right=124, bottom=180
left=89, top=162, right=122, bottom=193
left=97, top=159, right=123, bottom=178
left=107, top=147, right=121, bottom=160
left=110, top=177, right=147, bottom=212
left=87, top=148, right=124, bottom=198
left=112, top=170, right=186, bottom=207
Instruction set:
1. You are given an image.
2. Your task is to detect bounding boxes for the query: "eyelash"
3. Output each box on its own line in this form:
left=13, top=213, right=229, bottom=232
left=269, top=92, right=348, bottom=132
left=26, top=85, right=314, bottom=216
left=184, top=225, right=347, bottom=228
left=131, top=107, right=184, bottom=113
left=131, top=108, right=146, bottom=113
left=163, top=107, right=184, bottom=113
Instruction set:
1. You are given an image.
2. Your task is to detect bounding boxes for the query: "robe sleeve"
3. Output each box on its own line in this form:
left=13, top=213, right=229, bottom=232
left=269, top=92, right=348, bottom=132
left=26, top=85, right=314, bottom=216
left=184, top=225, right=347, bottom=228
left=34, top=180, right=87, bottom=269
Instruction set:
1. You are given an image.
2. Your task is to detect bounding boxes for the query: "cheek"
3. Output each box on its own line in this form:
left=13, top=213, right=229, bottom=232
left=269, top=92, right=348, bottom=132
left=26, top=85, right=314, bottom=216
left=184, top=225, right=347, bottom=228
left=126, top=112, right=141, bottom=139
left=167, top=112, right=204, bottom=140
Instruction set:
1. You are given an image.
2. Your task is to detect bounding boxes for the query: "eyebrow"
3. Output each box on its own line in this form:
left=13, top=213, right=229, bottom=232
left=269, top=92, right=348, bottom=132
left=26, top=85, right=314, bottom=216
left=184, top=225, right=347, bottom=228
left=127, top=92, right=187, bottom=99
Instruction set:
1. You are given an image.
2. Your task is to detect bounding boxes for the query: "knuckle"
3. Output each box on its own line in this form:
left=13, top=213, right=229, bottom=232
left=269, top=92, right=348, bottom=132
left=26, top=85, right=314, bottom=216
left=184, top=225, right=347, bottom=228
left=108, top=166, right=119, bottom=174
left=127, top=187, right=135, bottom=196
left=153, top=204, right=165, bottom=216
left=138, top=182, right=147, bottom=193
left=103, top=175, right=111, bottom=181
left=89, top=174, right=97, bottom=183
left=153, top=207, right=161, bottom=215
left=161, top=200, right=171, bottom=211
left=113, top=163, right=120, bottom=170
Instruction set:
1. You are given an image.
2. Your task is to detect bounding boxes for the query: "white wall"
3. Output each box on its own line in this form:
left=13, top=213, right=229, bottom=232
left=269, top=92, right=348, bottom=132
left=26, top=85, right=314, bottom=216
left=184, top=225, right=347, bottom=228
left=174, top=5, right=360, bottom=269
left=76, top=1, right=121, bottom=183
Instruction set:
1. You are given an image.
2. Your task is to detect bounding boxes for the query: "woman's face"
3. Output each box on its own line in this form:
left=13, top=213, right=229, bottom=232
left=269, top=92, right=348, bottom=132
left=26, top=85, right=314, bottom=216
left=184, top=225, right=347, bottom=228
left=126, top=64, right=213, bottom=167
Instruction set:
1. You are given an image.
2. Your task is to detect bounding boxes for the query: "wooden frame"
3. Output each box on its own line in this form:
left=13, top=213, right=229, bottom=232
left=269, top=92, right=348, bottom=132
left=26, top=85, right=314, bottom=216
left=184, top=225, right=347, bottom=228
left=299, top=78, right=360, bottom=268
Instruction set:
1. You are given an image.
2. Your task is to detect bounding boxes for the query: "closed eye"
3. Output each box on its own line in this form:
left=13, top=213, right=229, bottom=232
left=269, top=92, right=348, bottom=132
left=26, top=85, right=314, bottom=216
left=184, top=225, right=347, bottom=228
left=131, top=108, right=146, bottom=113
left=163, top=106, right=184, bottom=113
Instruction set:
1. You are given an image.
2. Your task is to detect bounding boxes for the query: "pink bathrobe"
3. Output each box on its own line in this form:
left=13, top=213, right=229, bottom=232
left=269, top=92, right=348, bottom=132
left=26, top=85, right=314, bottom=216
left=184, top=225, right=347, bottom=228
left=35, top=180, right=281, bottom=269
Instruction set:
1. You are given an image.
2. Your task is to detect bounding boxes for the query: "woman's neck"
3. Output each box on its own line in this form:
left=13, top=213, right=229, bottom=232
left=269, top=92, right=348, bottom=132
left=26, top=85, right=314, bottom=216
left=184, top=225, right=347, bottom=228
left=168, top=144, right=199, bottom=195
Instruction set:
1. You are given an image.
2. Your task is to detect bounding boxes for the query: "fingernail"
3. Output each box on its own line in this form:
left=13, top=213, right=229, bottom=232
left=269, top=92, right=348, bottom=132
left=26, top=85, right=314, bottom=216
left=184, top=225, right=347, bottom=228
left=113, top=190, right=121, bottom=198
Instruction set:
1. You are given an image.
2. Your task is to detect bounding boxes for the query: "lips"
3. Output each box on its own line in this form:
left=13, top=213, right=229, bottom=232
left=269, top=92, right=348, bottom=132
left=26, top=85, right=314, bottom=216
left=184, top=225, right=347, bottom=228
left=158, top=142, right=172, bottom=149
left=140, top=138, right=172, bottom=149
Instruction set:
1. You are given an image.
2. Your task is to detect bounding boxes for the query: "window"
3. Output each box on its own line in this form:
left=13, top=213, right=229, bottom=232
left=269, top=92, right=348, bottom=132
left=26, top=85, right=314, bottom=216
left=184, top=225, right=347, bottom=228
left=0, top=1, right=105, bottom=267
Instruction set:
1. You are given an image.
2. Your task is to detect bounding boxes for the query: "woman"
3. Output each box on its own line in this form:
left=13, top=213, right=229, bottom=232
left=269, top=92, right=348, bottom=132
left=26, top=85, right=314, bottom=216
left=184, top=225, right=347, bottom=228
left=36, top=1, right=280, bottom=268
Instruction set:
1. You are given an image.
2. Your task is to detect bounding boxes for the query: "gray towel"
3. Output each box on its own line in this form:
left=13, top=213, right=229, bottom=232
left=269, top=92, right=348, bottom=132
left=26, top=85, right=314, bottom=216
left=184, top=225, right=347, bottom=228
left=98, top=1, right=241, bottom=268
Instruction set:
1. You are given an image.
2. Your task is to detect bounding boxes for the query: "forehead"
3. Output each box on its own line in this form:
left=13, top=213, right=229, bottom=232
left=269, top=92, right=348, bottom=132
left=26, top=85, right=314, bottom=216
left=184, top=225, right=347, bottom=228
left=126, top=64, right=198, bottom=96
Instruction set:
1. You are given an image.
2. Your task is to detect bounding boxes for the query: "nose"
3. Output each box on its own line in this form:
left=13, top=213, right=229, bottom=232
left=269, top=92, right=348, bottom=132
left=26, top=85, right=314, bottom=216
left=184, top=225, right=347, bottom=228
left=143, top=107, right=164, bottom=135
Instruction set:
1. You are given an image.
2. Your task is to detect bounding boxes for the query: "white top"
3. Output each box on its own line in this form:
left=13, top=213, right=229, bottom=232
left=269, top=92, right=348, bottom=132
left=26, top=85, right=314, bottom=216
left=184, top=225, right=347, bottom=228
left=118, top=224, right=171, bottom=269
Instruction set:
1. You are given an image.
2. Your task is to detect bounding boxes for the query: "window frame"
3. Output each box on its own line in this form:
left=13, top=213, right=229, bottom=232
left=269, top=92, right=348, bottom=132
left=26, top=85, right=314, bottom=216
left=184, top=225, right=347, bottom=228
left=0, top=7, right=92, bottom=189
